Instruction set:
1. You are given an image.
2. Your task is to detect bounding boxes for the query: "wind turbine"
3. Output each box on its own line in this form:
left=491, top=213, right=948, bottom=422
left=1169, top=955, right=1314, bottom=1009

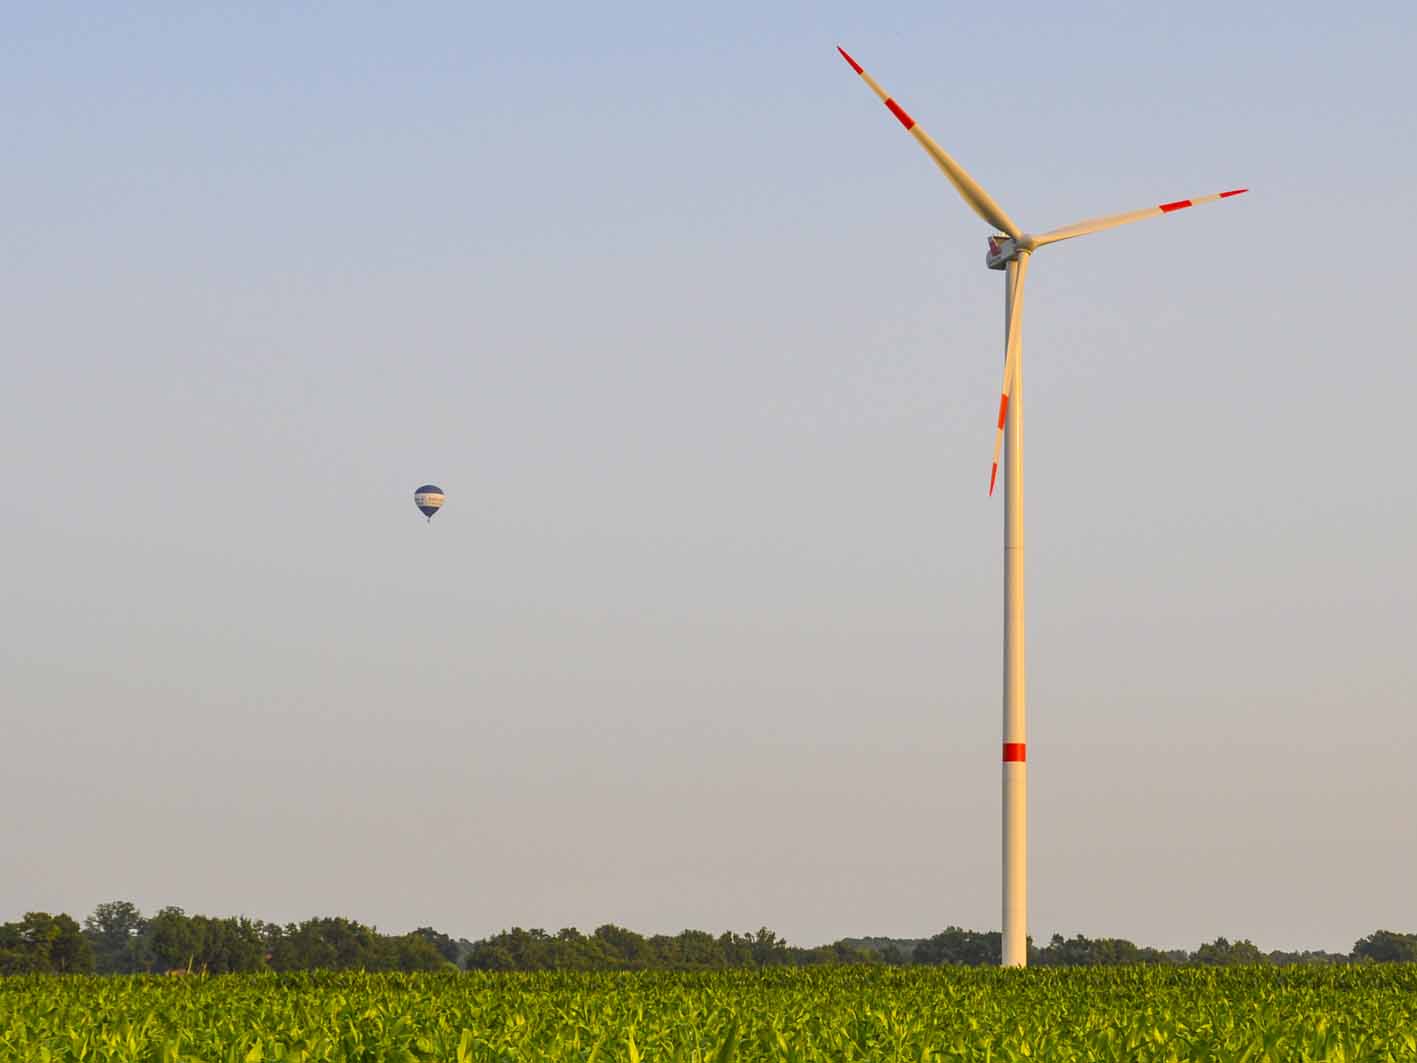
left=837, top=45, right=1246, bottom=967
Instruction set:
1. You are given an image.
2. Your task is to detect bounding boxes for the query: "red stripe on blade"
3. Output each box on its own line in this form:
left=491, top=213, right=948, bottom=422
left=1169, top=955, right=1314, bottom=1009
left=884, top=99, right=915, bottom=130
left=1220, top=188, right=1248, bottom=198
left=836, top=46, right=864, bottom=74
left=989, top=463, right=998, bottom=496
left=996, top=394, right=1009, bottom=430
left=1159, top=199, right=1193, bottom=213
left=1003, top=743, right=1026, bottom=762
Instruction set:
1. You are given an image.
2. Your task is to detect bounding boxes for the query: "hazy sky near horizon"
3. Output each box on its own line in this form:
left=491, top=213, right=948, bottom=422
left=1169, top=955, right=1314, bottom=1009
left=4, top=2, right=1415, bottom=955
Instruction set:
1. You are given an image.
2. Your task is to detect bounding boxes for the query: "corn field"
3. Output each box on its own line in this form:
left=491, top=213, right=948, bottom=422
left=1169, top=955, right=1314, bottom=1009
left=3, top=966, right=1416, bottom=1062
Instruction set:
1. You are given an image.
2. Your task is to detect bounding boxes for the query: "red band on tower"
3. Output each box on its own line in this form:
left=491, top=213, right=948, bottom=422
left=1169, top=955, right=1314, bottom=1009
left=1003, top=742, right=1026, bottom=762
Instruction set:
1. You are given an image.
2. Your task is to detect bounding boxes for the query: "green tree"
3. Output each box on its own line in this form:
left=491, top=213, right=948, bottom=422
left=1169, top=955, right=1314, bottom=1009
left=83, top=901, right=149, bottom=973
left=0, top=912, right=93, bottom=974
left=189, top=916, right=267, bottom=973
left=1193, top=937, right=1270, bottom=965
left=717, top=931, right=755, bottom=967
left=914, top=927, right=1002, bottom=967
left=1035, top=933, right=1156, bottom=967
left=267, top=917, right=443, bottom=971
left=748, top=928, right=791, bottom=967
left=1351, top=930, right=1417, bottom=963
left=411, top=927, right=461, bottom=965
left=386, top=932, right=450, bottom=971
left=147, top=907, right=201, bottom=971
left=1267, top=949, right=1347, bottom=965
left=878, top=943, right=907, bottom=965
left=593, top=924, right=652, bottom=968
left=271, top=918, right=376, bottom=970
left=667, top=929, right=727, bottom=969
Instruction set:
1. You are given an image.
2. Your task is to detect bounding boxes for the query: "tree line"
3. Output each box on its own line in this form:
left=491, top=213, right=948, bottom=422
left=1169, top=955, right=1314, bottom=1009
left=0, top=904, right=457, bottom=976
left=462, top=926, right=866, bottom=970
left=2, top=903, right=1415, bottom=975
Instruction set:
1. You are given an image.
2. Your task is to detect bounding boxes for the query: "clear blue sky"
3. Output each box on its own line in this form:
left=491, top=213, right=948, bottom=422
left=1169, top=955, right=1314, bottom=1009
left=3, top=1, right=1414, bottom=953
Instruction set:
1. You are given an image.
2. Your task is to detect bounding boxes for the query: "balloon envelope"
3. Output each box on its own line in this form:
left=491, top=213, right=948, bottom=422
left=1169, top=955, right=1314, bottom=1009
left=414, top=484, right=444, bottom=519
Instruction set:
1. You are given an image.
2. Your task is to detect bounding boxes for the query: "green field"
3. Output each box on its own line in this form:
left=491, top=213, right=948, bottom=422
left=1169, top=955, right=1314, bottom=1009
left=4, top=966, right=1416, bottom=1062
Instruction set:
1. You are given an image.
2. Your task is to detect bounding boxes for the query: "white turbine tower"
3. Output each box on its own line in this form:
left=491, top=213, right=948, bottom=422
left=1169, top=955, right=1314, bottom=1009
left=837, top=46, right=1246, bottom=967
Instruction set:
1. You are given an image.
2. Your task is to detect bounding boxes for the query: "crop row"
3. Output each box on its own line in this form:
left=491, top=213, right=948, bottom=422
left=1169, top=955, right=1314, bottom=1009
left=3, top=966, right=1417, bottom=1062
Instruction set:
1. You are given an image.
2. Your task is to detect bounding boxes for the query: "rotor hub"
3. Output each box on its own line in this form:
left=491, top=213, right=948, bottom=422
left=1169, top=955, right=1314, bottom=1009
left=986, top=235, right=1035, bottom=270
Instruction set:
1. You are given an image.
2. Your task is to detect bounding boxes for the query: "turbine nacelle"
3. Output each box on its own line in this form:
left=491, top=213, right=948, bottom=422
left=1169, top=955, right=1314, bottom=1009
left=986, top=234, right=1038, bottom=270
left=986, top=235, right=1017, bottom=270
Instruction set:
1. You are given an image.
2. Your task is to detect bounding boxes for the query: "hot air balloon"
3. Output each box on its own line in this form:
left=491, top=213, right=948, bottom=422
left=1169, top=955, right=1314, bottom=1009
left=414, top=484, right=444, bottom=522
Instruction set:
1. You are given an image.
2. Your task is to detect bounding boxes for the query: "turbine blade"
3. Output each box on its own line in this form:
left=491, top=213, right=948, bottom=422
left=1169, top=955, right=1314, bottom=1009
left=1032, top=188, right=1248, bottom=247
left=838, top=46, right=1022, bottom=241
left=990, top=255, right=1030, bottom=496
